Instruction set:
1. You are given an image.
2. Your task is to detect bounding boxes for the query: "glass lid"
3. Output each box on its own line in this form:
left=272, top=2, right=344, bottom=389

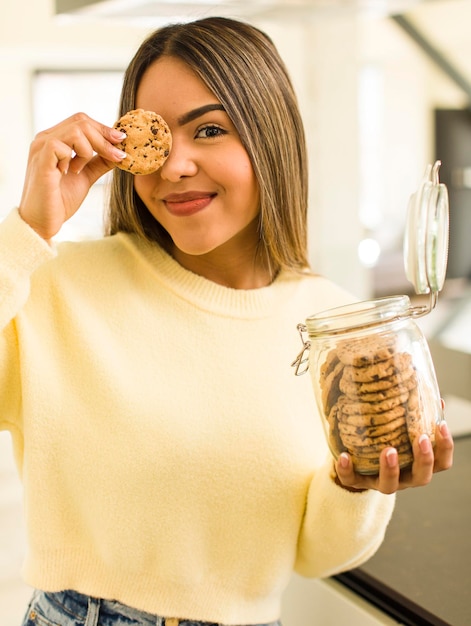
left=403, top=160, right=449, bottom=301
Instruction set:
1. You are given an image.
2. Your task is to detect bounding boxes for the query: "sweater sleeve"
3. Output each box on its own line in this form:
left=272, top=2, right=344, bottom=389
left=0, top=209, right=56, bottom=328
left=295, top=459, right=395, bottom=578
left=0, top=209, right=56, bottom=431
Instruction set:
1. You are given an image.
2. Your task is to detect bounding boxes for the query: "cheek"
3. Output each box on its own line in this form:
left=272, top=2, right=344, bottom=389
left=227, top=151, right=259, bottom=197
left=133, top=175, right=160, bottom=209
left=242, top=154, right=259, bottom=195
left=133, top=177, right=150, bottom=199
left=241, top=164, right=260, bottom=208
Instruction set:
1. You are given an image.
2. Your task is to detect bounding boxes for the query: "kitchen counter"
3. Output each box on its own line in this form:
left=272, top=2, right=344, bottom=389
left=336, top=435, right=471, bottom=626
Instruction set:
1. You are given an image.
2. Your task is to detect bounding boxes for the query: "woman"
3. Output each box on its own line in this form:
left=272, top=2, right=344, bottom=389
left=0, top=17, right=452, bottom=626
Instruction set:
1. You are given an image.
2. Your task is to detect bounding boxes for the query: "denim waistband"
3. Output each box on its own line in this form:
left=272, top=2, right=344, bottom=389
left=25, top=589, right=281, bottom=626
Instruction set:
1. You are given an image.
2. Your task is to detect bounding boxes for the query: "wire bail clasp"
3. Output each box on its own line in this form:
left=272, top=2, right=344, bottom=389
left=291, top=323, right=311, bottom=376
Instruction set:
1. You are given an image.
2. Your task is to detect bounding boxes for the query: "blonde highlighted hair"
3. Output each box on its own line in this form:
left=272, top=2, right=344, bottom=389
left=106, top=16, right=309, bottom=271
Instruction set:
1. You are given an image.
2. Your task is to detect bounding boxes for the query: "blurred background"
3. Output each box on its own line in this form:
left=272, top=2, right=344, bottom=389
left=1, top=1, right=471, bottom=624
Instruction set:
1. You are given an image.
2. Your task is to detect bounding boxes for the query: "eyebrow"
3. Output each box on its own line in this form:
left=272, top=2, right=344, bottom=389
left=177, top=103, right=226, bottom=126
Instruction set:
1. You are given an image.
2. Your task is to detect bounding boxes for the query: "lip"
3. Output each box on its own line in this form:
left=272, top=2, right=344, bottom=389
left=163, top=191, right=216, bottom=216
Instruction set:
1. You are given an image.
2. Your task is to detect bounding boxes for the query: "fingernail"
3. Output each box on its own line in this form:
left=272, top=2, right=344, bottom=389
left=111, top=129, right=127, bottom=141
left=440, top=420, right=450, bottom=438
left=386, top=448, right=398, bottom=468
left=112, top=148, right=127, bottom=160
left=339, top=453, right=350, bottom=469
left=419, top=433, right=432, bottom=454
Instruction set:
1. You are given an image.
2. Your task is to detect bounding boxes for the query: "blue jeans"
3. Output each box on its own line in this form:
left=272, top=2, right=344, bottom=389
left=21, top=590, right=282, bottom=626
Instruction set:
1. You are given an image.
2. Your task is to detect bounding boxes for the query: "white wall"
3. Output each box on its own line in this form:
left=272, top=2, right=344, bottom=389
left=270, top=17, right=368, bottom=297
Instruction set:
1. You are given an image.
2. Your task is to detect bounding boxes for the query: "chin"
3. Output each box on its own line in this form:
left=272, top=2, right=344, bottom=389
left=171, top=241, right=218, bottom=259
left=171, top=235, right=225, bottom=257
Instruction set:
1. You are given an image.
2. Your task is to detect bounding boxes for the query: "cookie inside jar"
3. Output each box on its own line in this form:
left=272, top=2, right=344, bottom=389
left=318, top=329, right=439, bottom=475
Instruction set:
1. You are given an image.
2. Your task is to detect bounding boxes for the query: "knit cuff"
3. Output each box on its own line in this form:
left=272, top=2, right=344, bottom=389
left=0, top=209, right=56, bottom=273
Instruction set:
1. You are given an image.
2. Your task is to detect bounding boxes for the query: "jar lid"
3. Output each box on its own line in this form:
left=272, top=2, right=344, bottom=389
left=403, top=161, right=449, bottom=296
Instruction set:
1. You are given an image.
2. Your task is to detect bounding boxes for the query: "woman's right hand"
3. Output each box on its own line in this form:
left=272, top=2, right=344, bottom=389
left=18, top=113, right=128, bottom=241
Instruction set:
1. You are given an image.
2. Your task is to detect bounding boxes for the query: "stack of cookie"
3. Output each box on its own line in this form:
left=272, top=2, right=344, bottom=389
left=319, top=334, right=430, bottom=474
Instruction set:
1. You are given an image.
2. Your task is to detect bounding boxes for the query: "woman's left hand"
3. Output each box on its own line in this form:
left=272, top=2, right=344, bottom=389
left=334, top=418, right=454, bottom=494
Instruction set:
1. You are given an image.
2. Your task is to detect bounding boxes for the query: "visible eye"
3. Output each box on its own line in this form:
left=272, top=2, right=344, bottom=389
left=195, top=125, right=227, bottom=139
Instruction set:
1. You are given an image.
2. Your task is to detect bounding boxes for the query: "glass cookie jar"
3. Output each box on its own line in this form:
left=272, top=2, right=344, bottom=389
left=292, top=161, right=449, bottom=475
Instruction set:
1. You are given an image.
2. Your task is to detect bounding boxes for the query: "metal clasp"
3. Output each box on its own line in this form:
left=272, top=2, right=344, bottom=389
left=291, top=323, right=311, bottom=376
left=410, top=290, right=439, bottom=318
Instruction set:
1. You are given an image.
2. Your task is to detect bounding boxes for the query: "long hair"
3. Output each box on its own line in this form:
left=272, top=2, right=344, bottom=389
left=105, top=16, right=309, bottom=271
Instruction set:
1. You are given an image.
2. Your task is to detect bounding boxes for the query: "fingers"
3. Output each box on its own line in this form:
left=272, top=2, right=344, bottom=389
left=405, top=422, right=453, bottom=485
left=20, top=113, right=129, bottom=240
left=335, top=448, right=407, bottom=494
left=375, top=447, right=401, bottom=494
left=34, top=113, right=127, bottom=176
left=334, top=453, right=375, bottom=492
left=334, top=397, right=454, bottom=495
left=406, top=433, right=435, bottom=487
left=335, top=448, right=420, bottom=494
left=334, top=422, right=454, bottom=495
left=53, top=143, right=74, bottom=176
left=433, top=420, right=454, bottom=472
left=67, top=126, right=128, bottom=175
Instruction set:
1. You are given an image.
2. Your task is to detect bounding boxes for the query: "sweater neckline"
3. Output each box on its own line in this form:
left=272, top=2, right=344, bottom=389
left=118, top=233, right=305, bottom=319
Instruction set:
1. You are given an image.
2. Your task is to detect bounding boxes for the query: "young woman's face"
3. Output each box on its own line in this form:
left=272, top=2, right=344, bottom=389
left=134, top=56, right=261, bottom=280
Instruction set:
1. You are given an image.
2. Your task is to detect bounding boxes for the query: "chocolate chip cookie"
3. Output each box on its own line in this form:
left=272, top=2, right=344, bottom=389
left=114, top=109, right=172, bottom=175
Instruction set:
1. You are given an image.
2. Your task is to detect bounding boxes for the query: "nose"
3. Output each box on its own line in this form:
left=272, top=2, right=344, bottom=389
left=159, top=137, right=198, bottom=182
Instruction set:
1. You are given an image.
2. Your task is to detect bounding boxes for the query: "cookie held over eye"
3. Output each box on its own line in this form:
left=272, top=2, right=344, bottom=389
left=113, top=109, right=172, bottom=175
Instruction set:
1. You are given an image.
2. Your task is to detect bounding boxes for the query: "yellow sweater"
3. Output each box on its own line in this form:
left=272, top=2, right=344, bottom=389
left=0, top=209, right=395, bottom=625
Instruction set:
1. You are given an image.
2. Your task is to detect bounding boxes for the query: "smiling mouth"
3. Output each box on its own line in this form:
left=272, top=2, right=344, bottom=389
left=164, top=193, right=216, bottom=216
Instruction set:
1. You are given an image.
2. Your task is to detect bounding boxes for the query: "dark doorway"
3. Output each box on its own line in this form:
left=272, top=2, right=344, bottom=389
left=435, top=108, right=471, bottom=280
